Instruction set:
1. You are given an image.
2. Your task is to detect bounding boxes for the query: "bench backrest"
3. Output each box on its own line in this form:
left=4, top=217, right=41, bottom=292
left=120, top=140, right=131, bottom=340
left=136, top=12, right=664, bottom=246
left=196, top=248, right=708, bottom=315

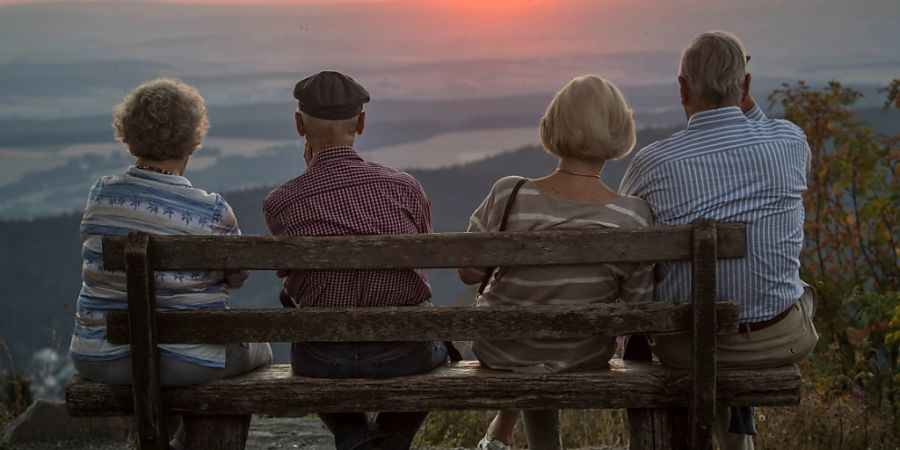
left=101, top=220, right=746, bottom=450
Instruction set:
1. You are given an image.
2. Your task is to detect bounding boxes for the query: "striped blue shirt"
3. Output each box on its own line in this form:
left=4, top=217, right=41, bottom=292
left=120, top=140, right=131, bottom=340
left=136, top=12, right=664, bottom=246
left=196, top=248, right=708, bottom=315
left=69, top=166, right=241, bottom=368
left=619, top=105, right=810, bottom=322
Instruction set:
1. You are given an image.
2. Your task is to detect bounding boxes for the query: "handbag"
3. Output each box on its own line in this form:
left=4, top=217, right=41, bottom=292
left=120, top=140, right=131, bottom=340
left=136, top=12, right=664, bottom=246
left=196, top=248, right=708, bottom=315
left=444, top=177, right=529, bottom=363
left=477, top=177, right=530, bottom=295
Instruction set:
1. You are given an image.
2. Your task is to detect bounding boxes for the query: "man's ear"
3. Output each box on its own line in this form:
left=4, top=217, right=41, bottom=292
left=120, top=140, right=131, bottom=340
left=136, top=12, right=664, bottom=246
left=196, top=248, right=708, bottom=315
left=356, top=111, right=366, bottom=136
left=295, top=111, right=306, bottom=137
left=678, top=76, right=690, bottom=106
left=742, top=73, right=752, bottom=103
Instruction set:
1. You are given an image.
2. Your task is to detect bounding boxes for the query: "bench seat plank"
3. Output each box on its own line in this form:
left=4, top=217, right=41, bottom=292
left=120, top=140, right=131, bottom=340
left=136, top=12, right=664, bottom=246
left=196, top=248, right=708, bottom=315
left=101, top=224, right=747, bottom=271
left=67, top=360, right=801, bottom=417
left=106, top=302, right=740, bottom=345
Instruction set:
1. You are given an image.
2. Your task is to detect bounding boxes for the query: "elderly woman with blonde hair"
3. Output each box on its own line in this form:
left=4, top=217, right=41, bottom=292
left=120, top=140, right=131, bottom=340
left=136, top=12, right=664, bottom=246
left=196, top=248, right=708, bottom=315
left=459, top=75, right=654, bottom=450
left=69, top=78, right=272, bottom=449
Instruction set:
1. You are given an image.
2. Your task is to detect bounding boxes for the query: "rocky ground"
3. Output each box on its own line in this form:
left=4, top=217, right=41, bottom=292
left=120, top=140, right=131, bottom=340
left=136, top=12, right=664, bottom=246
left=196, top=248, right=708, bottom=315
left=3, top=402, right=623, bottom=450
left=2, top=401, right=340, bottom=450
left=5, top=418, right=338, bottom=450
left=5, top=415, right=342, bottom=450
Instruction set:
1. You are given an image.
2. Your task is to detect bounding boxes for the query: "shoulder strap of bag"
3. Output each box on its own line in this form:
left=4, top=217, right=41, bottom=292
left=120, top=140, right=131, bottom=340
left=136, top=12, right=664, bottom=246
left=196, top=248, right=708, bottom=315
left=478, top=177, right=530, bottom=295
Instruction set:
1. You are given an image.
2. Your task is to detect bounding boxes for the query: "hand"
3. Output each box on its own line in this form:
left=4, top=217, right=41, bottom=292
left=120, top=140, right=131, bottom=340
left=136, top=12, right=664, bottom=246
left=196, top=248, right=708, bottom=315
left=740, top=59, right=755, bottom=113
left=224, top=270, right=249, bottom=289
left=279, top=289, right=297, bottom=308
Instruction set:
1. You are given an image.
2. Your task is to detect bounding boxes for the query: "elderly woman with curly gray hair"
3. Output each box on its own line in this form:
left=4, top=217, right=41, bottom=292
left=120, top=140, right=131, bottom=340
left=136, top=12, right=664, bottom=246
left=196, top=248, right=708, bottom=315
left=69, top=78, right=272, bottom=449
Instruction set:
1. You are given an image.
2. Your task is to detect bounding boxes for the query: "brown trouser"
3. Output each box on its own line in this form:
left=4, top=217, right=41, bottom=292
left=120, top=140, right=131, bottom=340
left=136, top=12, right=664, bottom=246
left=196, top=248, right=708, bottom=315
left=650, top=287, right=818, bottom=450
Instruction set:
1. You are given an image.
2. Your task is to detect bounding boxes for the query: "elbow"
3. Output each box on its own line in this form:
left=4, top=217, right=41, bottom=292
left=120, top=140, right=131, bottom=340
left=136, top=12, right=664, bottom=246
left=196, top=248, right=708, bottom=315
left=458, top=268, right=483, bottom=285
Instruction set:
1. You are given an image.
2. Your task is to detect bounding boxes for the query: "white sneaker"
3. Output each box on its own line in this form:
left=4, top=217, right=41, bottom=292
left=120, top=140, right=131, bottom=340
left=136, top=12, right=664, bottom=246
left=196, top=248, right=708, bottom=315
left=478, top=434, right=511, bottom=450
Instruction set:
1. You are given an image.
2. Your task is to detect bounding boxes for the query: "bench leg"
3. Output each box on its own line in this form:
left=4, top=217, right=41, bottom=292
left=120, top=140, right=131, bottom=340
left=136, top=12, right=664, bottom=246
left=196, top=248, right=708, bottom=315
left=628, top=408, right=688, bottom=450
left=184, top=415, right=251, bottom=450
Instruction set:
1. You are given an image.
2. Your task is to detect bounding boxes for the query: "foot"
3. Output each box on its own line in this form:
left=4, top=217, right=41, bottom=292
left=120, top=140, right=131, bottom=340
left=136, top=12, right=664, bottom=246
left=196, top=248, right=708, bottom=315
left=478, top=434, right=511, bottom=450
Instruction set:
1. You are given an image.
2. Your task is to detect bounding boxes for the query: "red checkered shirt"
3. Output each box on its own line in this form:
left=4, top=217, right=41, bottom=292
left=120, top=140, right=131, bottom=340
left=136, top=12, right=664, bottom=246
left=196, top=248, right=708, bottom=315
left=262, top=146, right=433, bottom=307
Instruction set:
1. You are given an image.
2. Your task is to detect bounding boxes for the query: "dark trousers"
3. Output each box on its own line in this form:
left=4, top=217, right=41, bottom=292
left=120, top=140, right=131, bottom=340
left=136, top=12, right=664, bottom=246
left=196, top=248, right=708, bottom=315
left=291, top=341, right=448, bottom=450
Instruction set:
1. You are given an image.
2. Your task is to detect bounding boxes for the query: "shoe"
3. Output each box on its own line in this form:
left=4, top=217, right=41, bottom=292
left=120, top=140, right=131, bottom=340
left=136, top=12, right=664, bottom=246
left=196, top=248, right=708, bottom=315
left=478, top=434, right=511, bottom=450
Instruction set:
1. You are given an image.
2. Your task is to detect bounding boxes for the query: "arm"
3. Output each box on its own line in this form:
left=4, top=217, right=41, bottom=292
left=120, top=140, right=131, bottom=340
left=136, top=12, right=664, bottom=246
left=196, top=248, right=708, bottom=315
left=458, top=185, right=498, bottom=285
left=262, top=190, right=295, bottom=280
left=459, top=268, right=484, bottom=286
left=742, top=92, right=767, bottom=121
left=618, top=263, right=655, bottom=303
left=618, top=159, right=644, bottom=197
left=411, top=179, right=433, bottom=234
left=210, top=196, right=250, bottom=289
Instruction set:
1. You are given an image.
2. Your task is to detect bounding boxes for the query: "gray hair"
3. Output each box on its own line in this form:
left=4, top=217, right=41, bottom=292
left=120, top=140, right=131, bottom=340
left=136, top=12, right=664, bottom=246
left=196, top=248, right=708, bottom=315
left=113, top=78, right=209, bottom=161
left=299, top=111, right=359, bottom=141
left=540, top=74, right=636, bottom=161
left=679, top=31, right=748, bottom=106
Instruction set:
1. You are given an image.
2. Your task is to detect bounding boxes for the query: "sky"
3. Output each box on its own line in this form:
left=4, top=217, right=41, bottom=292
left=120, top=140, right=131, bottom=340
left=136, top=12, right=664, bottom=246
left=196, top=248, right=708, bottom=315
left=0, top=0, right=897, bottom=218
left=1, top=0, right=897, bottom=118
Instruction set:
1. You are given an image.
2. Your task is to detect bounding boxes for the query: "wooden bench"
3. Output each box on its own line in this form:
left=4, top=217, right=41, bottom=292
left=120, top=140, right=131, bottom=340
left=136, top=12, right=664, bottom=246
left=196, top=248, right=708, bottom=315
left=65, top=220, right=802, bottom=450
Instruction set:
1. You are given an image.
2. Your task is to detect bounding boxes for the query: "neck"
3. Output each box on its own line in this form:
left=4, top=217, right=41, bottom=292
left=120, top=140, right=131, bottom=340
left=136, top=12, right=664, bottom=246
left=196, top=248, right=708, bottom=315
left=556, top=157, right=605, bottom=176
left=135, top=156, right=189, bottom=176
left=307, top=137, right=355, bottom=156
left=685, top=100, right=741, bottom=119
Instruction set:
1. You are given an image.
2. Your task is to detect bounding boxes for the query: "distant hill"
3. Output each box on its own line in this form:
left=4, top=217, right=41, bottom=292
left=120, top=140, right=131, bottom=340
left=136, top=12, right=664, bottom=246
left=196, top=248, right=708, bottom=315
left=0, top=125, right=673, bottom=365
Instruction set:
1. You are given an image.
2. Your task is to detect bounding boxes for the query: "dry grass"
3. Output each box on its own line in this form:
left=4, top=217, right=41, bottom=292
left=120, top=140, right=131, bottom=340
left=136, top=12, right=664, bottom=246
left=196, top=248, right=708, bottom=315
left=0, top=338, right=31, bottom=448
left=414, top=409, right=628, bottom=449
left=413, top=369, right=897, bottom=449
left=755, top=394, right=897, bottom=449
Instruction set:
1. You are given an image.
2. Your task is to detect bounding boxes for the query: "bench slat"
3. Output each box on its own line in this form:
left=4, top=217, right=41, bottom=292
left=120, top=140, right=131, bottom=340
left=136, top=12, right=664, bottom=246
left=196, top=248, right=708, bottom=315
left=101, top=224, right=747, bottom=271
left=105, top=302, right=740, bottom=345
left=66, top=360, right=802, bottom=417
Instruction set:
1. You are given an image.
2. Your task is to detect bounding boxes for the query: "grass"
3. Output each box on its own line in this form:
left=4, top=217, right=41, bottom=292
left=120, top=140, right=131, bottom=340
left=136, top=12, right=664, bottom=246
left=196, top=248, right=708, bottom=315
left=414, top=402, right=896, bottom=449
left=0, top=338, right=31, bottom=449
left=415, top=409, right=629, bottom=448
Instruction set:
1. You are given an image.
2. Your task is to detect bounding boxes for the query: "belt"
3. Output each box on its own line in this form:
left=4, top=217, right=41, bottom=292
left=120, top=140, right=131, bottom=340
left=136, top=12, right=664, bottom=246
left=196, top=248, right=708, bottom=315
left=739, top=306, right=793, bottom=333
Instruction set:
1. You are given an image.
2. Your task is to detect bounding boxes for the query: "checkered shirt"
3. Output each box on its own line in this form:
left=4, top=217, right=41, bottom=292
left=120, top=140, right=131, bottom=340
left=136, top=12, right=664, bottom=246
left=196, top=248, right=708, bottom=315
left=262, top=146, right=433, bottom=308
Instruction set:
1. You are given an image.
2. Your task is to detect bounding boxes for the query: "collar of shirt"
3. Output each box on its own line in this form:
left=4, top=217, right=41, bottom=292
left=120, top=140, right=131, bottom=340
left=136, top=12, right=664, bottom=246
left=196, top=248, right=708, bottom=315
left=126, top=166, right=193, bottom=188
left=686, top=106, right=748, bottom=131
left=308, top=145, right=362, bottom=170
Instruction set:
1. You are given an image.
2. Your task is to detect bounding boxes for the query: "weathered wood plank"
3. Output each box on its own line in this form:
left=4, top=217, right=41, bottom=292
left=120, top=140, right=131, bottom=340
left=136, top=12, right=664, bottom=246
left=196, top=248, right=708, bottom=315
left=627, top=408, right=689, bottom=450
left=101, top=224, right=747, bottom=271
left=624, top=332, right=680, bottom=449
left=125, top=233, right=168, bottom=450
left=66, top=361, right=802, bottom=417
left=184, top=415, right=250, bottom=450
left=690, top=220, right=717, bottom=450
left=105, top=302, right=741, bottom=345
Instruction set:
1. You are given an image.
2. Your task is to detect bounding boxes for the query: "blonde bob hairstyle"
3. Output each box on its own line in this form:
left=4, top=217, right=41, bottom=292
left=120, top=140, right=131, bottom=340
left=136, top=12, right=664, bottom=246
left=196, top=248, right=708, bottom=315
left=540, top=75, right=636, bottom=161
left=113, top=78, right=210, bottom=161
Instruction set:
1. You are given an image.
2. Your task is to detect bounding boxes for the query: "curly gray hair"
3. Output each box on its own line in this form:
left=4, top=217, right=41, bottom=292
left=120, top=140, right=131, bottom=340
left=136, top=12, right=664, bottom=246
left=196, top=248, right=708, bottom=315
left=113, top=78, right=209, bottom=161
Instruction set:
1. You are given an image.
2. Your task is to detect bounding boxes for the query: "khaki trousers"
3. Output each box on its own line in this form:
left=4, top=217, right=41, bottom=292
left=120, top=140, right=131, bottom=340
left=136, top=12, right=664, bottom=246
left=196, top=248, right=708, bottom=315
left=650, top=287, right=818, bottom=450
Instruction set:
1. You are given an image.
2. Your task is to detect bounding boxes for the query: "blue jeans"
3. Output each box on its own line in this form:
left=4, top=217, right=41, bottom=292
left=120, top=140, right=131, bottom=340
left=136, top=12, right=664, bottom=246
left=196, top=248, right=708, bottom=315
left=291, top=341, right=448, bottom=450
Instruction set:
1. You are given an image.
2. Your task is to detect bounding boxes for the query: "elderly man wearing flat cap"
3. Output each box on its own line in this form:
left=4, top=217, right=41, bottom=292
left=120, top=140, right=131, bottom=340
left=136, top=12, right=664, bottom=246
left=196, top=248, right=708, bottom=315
left=262, top=71, right=449, bottom=450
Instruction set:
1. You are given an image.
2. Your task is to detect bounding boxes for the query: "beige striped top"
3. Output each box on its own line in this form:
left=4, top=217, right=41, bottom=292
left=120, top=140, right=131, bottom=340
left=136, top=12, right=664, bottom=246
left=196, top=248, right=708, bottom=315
left=463, top=176, right=655, bottom=374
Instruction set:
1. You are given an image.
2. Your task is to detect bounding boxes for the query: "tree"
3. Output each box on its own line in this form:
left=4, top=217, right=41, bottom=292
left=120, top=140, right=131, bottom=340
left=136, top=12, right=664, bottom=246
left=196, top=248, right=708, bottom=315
left=770, top=79, right=899, bottom=433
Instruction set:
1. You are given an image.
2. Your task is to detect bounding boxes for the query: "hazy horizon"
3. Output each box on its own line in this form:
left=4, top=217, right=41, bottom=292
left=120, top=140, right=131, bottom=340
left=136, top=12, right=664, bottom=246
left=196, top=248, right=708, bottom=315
left=1, top=0, right=897, bottom=119
left=0, top=0, right=897, bottom=219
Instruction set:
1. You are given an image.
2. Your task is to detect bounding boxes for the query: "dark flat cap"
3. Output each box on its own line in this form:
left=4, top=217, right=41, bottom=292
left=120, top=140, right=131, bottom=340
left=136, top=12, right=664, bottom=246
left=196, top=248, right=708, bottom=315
left=293, top=71, right=370, bottom=120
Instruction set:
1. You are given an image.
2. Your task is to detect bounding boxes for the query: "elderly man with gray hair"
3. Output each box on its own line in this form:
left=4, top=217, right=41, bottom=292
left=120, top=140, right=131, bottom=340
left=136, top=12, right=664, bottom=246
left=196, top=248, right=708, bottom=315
left=619, top=31, right=818, bottom=450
